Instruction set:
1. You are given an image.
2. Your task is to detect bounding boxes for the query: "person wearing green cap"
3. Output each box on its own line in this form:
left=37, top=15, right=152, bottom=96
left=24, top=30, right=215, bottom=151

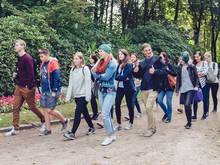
left=176, top=51, right=199, bottom=129
left=91, top=44, right=118, bottom=146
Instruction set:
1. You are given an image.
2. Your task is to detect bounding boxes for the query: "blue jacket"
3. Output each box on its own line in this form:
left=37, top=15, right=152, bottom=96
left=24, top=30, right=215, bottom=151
left=92, top=60, right=117, bottom=89
left=115, top=63, right=135, bottom=91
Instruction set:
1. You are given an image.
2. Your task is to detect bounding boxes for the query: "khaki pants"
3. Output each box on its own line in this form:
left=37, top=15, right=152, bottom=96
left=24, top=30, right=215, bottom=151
left=13, top=86, right=45, bottom=130
left=141, top=90, right=158, bottom=130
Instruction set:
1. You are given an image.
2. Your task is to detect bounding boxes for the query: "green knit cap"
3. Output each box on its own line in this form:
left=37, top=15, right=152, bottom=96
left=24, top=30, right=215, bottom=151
left=98, top=44, right=112, bottom=54
left=181, top=51, right=190, bottom=63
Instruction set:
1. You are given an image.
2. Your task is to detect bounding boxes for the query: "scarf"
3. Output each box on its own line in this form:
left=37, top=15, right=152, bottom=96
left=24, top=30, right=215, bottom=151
left=95, top=55, right=112, bottom=74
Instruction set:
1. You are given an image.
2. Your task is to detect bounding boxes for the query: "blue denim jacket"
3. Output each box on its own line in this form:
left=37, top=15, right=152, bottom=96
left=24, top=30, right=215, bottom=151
left=92, top=60, right=117, bottom=89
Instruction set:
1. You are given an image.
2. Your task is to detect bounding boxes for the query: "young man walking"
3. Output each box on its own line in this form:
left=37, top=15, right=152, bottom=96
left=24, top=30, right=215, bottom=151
left=6, top=39, right=45, bottom=136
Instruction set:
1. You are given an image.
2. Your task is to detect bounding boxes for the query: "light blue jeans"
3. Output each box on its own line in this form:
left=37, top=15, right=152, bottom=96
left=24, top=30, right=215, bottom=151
left=98, top=90, right=116, bottom=135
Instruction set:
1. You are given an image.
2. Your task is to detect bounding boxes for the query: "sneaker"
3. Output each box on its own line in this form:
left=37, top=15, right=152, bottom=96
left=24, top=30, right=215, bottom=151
left=143, top=130, right=154, bottom=137
left=201, top=114, right=207, bottom=120
left=5, top=127, right=18, bottom=136
left=184, top=123, right=191, bottom=129
left=101, top=136, right=114, bottom=146
left=135, top=113, right=142, bottom=118
left=63, top=131, right=75, bottom=140
left=91, top=114, right=99, bottom=120
left=61, top=119, right=68, bottom=131
left=86, top=127, right=96, bottom=135
left=192, top=116, right=197, bottom=121
left=40, top=123, right=46, bottom=132
left=212, top=109, right=217, bottom=113
left=177, top=109, right=183, bottom=113
left=162, top=114, right=167, bottom=122
left=164, top=118, right=171, bottom=123
left=124, top=123, right=133, bottom=130
left=111, top=135, right=117, bottom=141
left=114, top=124, right=122, bottom=131
left=39, top=130, right=52, bottom=136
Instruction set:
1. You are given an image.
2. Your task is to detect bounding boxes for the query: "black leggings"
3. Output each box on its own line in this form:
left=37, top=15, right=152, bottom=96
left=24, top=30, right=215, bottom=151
left=71, top=97, right=94, bottom=134
left=185, top=105, right=192, bottom=125
left=115, top=88, right=134, bottom=124
left=208, top=83, right=219, bottom=111
left=90, top=93, right=98, bottom=115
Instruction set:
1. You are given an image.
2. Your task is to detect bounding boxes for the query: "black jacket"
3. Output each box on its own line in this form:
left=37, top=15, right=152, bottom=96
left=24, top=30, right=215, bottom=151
left=133, top=55, right=164, bottom=91
left=175, top=64, right=199, bottom=93
left=115, top=63, right=135, bottom=91
left=156, top=63, right=177, bottom=91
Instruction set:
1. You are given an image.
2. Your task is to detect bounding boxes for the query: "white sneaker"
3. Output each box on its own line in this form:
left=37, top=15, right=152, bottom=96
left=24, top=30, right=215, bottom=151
left=111, top=135, right=117, bottom=141
left=101, top=136, right=114, bottom=146
left=125, top=123, right=133, bottom=130
left=5, top=127, right=18, bottom=136
left=114, top=124, right=122, bottom=131
left=135, top=113, right=142, bottom=118
left=40, top=123, right=46, bottom=132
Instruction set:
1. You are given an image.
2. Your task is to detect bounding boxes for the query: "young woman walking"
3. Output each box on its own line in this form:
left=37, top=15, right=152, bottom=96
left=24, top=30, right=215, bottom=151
left=157, top=52, right=177, bottom=123
left=115, top=49, right=135, bottom=131
left=64, top=52, right=95, bottom=140
left=176, top=51, right=199, bottom=129
left=192, top=51, right=209, bottom=120
left=91, top=44, right=118, bottom=146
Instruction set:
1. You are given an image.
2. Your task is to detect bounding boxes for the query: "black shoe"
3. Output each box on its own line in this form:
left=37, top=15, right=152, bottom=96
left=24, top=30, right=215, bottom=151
left=39, top=130, right=52, bottom=136
left=162, top=115, right=167, bottom=122
left=212, top=109, right=217, bottom=113
left=201, top=114, right=207, bottom=120
left=86, top=127, right=96, bottom=135
left=177, top=109, right=183, bottom=113
left=184, top=123, right=191, bottom=129
left=63, top=131, right=75, bottom=140
left=61, top=119, right=68, bottom=131
left=91, top=114, right=99, bottom=120
left=124, top=116, right=129, bottom=121
left=96, top=122, right=104, bottom=129
left=192, top=116, right=197, bottom=121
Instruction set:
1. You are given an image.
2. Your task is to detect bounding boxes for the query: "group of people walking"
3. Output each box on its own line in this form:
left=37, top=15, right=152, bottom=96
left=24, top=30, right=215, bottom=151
left=5, top=39, right=219, bottom=146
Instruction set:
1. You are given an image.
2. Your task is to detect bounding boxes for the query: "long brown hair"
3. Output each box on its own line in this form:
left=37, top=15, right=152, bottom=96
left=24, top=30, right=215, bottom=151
left=117, top=49, right=130, bottom=68
left=193, top=51, right=203, bottom=65
left=160, top=51, right=170, bottom=65
left=72, top=52, right=85, bottom=68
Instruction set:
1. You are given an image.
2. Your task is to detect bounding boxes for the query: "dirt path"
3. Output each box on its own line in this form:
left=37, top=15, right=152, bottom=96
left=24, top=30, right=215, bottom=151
left=1, top=95, right=220, bottom=165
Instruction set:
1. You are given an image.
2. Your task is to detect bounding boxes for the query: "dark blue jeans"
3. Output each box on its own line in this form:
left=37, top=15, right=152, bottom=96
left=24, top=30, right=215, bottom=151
left=132, top=86, right=142, bottom=113
left=193, top=84, right=209, bottom=117
left=157, top=90, right=174, bottom=120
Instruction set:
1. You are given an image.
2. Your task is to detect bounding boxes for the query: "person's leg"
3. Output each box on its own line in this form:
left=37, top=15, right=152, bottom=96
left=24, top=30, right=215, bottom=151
left=166, top=91, right=173, bottom=121
left=157, top=91, right=167, bottom=117
left=71, top=98, right=82, bottom=134
left=184, top=105, right=192, bottom=126
left=133, top=87, right=142, bottom=113
left=211, top=83, right=219, bottom=111
left=91, top=93, right=98, bottom=116
left=22, top=87, right=45, bottom=123
left=145, top=90, right=158, bottom=130
left=202, top=84, right=209, bottom=116
left=44, top=109, right=52, bottom=131
left=101, top=92, right=116, bottom=135
left=184, top=91, right=194, bottom=127
left=115, top=88, right=125, bottom=125
left=12, top=87, right=25, bottom=130
left=80, top=97, right=94, bottom=129
left=125, top=90, right=135, bottom=124
left=193, top=100, right=198, bottom=119
left=49, top=110, right=65, bottom=122
left=110, top=106, right=114, bottom=119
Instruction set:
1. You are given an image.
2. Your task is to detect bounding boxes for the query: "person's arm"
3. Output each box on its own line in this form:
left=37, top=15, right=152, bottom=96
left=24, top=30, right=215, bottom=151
left=175, top=66, right=181, bottom=93
left=51, top=69, right=61, bottom=92
left=213, top=62, right=219, bottom=77
left=115, top=64, right=132, bottom=81
left=84, top=66, right=92, bottom=102
left=166, top=64, right=177, bottom=76
left=132, top=61, right=145, bottom=78
left=65, top=69, right=73, bottom=102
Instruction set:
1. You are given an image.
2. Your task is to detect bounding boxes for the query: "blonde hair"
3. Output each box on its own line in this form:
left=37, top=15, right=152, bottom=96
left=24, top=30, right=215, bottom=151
left=142, top=43, right=151, bottom=50
left=72, top=52, right=85, bottom=67
left=15, top=39, right=26, bottom=48
left=204, top=51, right=212, bottom=58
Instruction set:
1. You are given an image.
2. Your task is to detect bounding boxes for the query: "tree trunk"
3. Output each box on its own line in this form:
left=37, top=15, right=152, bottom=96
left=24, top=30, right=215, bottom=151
left=94, top=0, right=99, bottom=24
left=143, top=0, right=149, bottom=24
left=110, top=0, right=114, bottom=30
left=105, top=0, right=109, bottom=25
left=174, top=0, right=180, bottom=23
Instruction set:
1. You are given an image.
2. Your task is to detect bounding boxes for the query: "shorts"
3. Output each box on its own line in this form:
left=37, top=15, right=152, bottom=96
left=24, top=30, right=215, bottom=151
left=180, top=90, right=195, bottom=106
left=40, top=92, right=60, bottom=110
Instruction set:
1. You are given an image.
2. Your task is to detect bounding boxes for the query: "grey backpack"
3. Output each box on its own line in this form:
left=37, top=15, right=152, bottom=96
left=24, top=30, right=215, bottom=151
left=207, top=63, right=216, bottom=83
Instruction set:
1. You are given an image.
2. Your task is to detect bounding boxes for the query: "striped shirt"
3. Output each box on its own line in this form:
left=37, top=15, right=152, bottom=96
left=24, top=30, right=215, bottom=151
left=196, top=61, right=208, bottom=88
